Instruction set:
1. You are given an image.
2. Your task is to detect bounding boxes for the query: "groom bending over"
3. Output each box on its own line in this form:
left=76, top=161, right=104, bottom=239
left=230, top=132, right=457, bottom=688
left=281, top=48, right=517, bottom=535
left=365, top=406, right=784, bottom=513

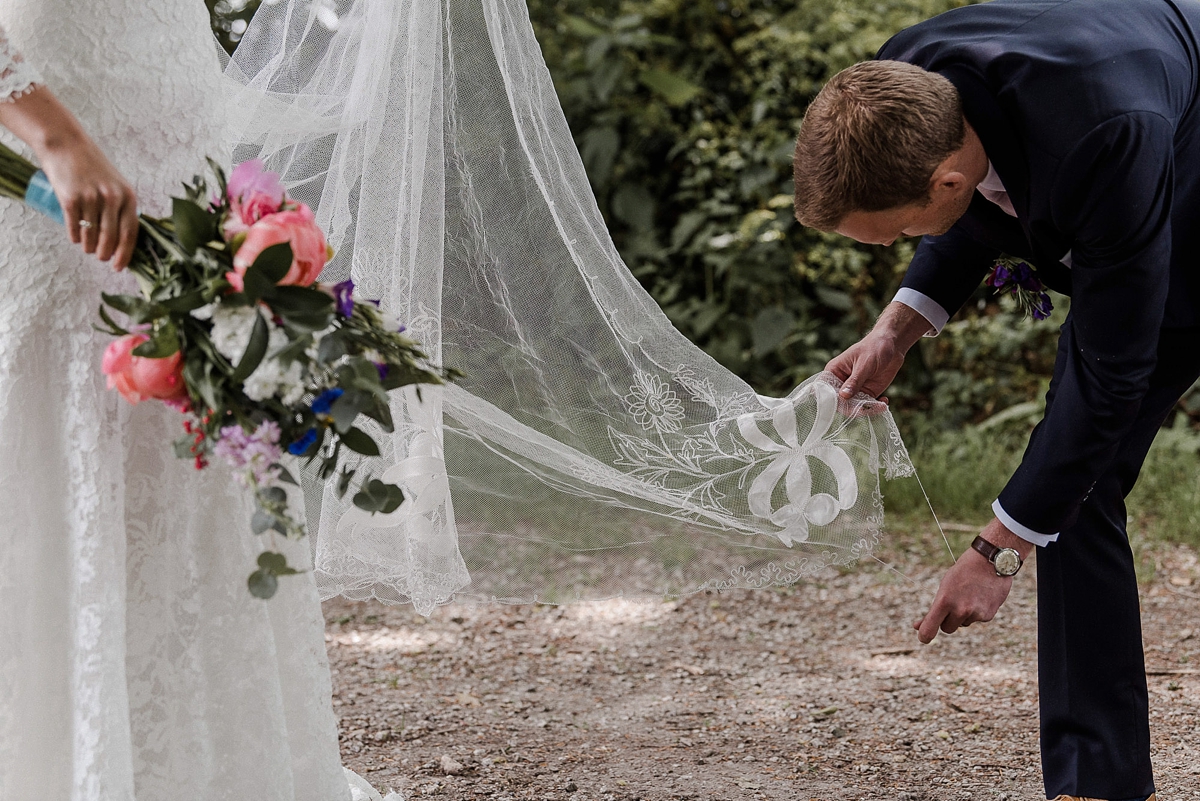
left=791, top=0, right=1200, bottom=799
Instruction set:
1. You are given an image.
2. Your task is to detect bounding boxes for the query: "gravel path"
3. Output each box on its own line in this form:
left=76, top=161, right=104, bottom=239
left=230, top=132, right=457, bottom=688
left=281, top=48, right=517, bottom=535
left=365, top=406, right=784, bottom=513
left=325, top=534, right=1200, bottom=800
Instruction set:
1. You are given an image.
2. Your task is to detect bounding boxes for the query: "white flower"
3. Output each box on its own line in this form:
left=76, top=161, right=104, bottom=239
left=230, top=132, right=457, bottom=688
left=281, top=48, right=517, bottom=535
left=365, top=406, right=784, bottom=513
left=190, top=303, right=216, bottom=321
left=240, top=322, right=310, bottom=404
left=624, top=372, right=686, bottom=434
left=210, top=305, right=262, bottom=362
left=709, top=232, right=738, bottom=250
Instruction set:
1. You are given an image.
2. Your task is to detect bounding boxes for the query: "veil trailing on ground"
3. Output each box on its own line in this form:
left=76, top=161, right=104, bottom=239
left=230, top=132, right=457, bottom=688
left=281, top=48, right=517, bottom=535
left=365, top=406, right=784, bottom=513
left=222, top=0, right=913, bottom=614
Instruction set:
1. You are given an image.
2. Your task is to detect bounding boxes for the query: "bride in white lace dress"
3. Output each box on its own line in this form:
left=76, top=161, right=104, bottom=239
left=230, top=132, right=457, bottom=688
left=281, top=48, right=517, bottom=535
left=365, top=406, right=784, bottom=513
left=0, top=3, right=380, bottom=798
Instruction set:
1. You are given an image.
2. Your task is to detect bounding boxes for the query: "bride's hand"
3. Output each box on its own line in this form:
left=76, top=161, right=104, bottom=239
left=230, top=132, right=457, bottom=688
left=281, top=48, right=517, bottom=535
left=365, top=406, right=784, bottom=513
left=38, top=132, right=138, bottom=269
left=0, top=85, right=138, bottom=269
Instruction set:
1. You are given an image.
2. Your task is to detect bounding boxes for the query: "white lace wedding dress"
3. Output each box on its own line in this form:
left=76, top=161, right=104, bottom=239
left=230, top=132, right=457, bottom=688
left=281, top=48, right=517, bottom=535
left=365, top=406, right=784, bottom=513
left=0, top=4, right=380, bottom=799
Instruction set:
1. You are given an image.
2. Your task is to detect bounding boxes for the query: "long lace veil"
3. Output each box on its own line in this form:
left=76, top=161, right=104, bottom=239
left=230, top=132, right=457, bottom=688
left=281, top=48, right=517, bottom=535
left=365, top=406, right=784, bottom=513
left=221, top=0, right=914, bottom=614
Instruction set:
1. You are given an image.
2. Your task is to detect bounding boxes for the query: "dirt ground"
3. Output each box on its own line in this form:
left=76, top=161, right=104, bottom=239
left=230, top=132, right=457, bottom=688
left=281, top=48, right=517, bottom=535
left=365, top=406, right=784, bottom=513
left=324, top=534, right=1200, bottom=801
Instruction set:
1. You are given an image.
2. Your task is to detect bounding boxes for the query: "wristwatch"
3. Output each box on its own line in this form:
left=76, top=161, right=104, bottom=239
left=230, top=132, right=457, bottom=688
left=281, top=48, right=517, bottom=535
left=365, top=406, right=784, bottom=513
left=970, top=535, right=1023, bottom=577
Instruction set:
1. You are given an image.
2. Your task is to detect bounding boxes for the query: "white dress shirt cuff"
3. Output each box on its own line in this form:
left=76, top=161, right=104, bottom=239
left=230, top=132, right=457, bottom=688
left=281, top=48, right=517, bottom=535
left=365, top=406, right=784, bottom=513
left=991, top=499, right=1059, bottom=547
left=892, top=288, right=949, bottom=336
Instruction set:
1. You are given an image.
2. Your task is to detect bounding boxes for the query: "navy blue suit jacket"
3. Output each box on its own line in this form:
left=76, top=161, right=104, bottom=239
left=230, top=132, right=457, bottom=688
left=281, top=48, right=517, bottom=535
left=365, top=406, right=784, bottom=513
left=877, top=0, right=1200, bottom=537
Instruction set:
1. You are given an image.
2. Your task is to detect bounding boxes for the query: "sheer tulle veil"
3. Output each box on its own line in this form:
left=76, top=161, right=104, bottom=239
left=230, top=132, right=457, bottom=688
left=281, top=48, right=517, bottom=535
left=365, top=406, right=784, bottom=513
left=221, top=0, right=914, bottom=614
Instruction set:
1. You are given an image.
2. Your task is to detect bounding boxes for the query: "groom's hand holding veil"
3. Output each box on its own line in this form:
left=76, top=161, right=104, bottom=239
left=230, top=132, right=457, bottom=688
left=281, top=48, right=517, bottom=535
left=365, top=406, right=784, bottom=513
left=0, top=84, right=138, bottom=268
left=825, top=301, right=933, bottom=402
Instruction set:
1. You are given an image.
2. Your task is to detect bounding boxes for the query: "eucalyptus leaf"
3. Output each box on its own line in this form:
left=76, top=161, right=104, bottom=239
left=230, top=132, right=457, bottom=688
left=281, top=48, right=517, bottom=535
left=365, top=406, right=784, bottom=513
left=247, top=569, right=278, bottom=599
left=330, top=391, right=367, bottom=434
left=336, top=468, right=355, bottom=499
left=317, top=331, right=349, bottom=363
left=251, top=507, right=275, bottom=535
left=260, top=486, right=287, bottom=504
left=352, top=479, right=405, bottom=514
left=274, top=464, right=299, bottom=485
left=339, top=427, right=381, bottom=457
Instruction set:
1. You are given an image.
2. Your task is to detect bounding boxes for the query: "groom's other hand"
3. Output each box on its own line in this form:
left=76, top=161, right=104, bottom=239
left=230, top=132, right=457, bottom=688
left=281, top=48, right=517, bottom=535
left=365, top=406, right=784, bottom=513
left=825, top=301, right=932, bottom=400
left=914, top=517, right=1032, bottom=644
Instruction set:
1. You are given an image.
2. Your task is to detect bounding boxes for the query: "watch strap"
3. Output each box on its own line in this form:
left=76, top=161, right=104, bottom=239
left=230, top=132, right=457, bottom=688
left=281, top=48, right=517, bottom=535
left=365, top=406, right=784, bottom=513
left=970, top=535, right=1000, bottom=562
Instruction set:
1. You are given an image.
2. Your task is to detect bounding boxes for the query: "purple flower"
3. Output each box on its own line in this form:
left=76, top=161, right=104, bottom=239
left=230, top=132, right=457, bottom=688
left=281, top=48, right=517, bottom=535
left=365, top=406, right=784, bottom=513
left=1031, top=292, right=1054, bottom=320
left=311, top=387, right=344, bottom=416
left=332, top=280, right=355, bottom=317
left=375, top=362, right=390, bottom=380
left=213, top=420, right=283, bottom=486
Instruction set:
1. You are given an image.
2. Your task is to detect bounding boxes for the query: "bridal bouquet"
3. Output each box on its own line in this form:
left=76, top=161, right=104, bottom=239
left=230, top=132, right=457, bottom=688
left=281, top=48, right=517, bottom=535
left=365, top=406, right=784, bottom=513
left=0, top=144, right=455, bottom=598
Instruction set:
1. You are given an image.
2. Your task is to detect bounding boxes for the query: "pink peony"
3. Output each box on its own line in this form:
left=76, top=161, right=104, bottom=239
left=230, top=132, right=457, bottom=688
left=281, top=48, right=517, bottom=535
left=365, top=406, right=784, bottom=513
left=223, top=159, right=287, bottom=239
left=226, top=205, right=329, bottom=291
left=102, top=333, right=188, bottom=405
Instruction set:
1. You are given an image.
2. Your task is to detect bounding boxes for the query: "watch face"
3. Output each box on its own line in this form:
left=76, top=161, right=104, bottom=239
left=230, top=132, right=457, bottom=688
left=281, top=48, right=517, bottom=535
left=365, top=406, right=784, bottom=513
left=994, top=549, right=1022, bottom=576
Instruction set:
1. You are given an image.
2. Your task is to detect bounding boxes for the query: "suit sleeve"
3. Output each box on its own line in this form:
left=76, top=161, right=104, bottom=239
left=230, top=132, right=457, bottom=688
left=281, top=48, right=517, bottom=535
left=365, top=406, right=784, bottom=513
left=997, top=111, right=1174, bottom=536
left=898, top=197, right=1004, bottom=330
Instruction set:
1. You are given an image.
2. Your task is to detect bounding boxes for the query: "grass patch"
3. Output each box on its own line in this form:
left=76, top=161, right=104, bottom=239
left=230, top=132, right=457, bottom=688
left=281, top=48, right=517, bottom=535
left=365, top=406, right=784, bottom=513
left=883, top=421, right=1200, bottom=553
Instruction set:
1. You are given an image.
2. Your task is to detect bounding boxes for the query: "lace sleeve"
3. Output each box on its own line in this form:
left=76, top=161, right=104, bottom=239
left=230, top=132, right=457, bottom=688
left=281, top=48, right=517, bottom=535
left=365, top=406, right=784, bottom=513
left=0, top=23, right=42, bottom=102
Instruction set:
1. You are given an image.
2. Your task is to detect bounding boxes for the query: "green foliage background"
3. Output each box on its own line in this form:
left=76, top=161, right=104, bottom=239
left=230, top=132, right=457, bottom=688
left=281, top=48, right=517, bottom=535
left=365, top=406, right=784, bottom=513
left=208, top=0, right=1200, bottom=542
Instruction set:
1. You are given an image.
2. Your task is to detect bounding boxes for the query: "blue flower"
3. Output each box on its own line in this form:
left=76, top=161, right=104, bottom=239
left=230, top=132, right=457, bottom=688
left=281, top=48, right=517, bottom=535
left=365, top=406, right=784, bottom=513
left=287, top=428, right=318, bottom=455
left=311, top=387, right=344, bottom=416
left=332, top=280, right=355, bottom=317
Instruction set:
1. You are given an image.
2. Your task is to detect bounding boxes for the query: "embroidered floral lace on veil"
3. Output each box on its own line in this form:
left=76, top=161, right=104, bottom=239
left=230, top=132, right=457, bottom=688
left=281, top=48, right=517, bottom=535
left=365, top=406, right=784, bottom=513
left=224, top=0, right=915, bottom=614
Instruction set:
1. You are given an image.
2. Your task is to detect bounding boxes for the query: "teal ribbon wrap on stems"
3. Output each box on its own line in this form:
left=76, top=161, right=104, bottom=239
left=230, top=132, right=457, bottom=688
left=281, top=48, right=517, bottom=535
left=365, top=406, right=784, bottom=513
left=23, top=169, right=63, bottom=224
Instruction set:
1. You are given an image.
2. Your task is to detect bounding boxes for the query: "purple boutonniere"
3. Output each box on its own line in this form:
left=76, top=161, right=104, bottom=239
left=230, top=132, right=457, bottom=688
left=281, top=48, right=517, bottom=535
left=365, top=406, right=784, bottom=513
left=986, top=256, right=1054, bottom=320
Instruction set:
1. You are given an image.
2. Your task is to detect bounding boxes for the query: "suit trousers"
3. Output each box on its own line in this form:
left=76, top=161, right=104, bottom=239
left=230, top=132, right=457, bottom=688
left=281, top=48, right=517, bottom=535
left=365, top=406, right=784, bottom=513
left=1037, top=325, right=1200, bottom=800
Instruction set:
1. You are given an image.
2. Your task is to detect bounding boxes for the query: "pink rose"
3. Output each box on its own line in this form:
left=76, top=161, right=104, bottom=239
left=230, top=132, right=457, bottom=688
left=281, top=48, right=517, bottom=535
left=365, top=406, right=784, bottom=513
left=223, top=159, right=286, bottom=239
left=102, top=333, right=188, bottom=405
left=226, top=205, right=329, bottom=292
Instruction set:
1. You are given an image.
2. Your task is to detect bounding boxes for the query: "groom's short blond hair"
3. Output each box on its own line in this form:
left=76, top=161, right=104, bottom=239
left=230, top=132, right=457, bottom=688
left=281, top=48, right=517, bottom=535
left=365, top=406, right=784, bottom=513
left=792, top=60, right=965, bottom=230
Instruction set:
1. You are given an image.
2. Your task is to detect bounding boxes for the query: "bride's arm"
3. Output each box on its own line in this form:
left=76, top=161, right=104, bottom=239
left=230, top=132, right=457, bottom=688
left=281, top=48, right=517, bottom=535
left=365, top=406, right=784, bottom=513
left=0, top=24, right=138, bottom=268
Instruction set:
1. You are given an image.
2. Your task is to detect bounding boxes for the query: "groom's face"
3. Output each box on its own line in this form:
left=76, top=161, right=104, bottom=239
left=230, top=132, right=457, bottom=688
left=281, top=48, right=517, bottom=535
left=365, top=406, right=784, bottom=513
left=834, top=183, right=972, bottom=245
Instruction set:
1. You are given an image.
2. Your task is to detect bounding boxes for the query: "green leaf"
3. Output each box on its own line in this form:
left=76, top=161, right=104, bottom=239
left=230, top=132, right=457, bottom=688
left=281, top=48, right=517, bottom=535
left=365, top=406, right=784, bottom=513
left=229, top=312, right=269, bottom=384
left=97, top=304, right=130, bottom=336
left=260, top=486, right=287, bottom=505
left=750, top=307, right=796, bottom=357
left=102, top=292, right=167, bottom=325
left=278, top=309, right=334, bottom=333
left=131, top=324, right=181, bottom=358
left=251, top=507, right=275, bottom=535
left=250, top=242, right=293, bottom=284
left=317, top=331, right=349, bottom=363
left=330, top=391, right=368, bottom=434
left=352, top=479, right=405, bottom=514
left=172, top=197, right=217, bottom=254
left=257, top=551, right=300, bottom=575
left=274, top=464, right=299, bottom=485
left=336, top=468, right=355, bottom=499
left=638, top=69, right=702, bottom=106
left=247, top=569, right=278, bottom=599
left=580, top=127, right=620, bottom=187
left=270, top=286, right=334, bottom=316
left=241, top=266, right=278, bottom=303
left=339, top=426, right=381, bottom=457
left=158, top=289, right=209, bottom=313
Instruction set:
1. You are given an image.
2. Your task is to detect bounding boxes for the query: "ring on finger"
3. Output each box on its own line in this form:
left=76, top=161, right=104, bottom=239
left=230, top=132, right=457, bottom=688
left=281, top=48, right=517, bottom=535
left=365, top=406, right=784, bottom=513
left=79, top=219, right=96, bottom=230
